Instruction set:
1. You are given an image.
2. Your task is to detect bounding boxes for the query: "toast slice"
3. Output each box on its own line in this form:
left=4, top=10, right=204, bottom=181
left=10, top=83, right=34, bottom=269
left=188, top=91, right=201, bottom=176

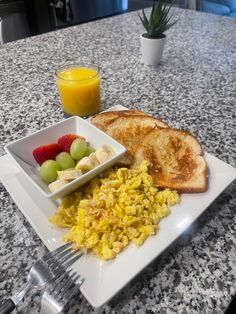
left=91, top=109, right=147, bottom=132
left=133, top=128, right=207, bottom=193
left=106, top=115, right=169, bottom=165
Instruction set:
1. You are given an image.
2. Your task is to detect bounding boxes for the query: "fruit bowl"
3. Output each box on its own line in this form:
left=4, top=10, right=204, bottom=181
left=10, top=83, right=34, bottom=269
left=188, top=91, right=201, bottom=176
left=4, top=116, right=126, bottom=199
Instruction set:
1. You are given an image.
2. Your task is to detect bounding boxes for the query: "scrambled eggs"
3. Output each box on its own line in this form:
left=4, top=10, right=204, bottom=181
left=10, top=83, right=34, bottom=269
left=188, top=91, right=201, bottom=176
left=49, top=161, right=180, bottom=260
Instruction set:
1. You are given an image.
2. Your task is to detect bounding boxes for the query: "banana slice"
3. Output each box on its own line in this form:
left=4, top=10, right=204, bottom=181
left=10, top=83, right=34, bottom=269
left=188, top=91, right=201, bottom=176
left=95, top=144, right=115, bottom=163
left=76, top=144, right=115, bottom=172
left=48, top=179, right=68, bottom=192
left=102, top=144, right=115, bottom=156
left=88, top=152, right=100, bottom=167
left=75, top=158, right=93, bottom=173
left=57, top=169, right=83, bottom=180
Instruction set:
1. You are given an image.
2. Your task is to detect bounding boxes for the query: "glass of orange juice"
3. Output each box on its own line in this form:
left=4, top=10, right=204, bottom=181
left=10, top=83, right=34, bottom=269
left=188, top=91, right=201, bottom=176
left=56, top=64, right=100, bottom=117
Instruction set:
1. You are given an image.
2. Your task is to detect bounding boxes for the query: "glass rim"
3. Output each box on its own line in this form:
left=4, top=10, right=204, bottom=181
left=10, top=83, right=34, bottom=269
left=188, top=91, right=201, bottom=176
left=56, top=63, right=100, bottom=82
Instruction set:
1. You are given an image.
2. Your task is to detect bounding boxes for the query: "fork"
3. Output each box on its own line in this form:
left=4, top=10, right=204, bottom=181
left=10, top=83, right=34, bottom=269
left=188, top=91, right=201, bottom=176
left=40, top=269, right=85, bottom=313
left=0, top=243, right=83, bottom=314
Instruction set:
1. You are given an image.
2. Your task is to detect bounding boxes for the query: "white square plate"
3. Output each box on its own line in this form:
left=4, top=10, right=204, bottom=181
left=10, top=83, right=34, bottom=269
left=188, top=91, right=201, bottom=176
left=1, top=106, right=236, bottom=308
left=4, top=116, right=126, bottom=199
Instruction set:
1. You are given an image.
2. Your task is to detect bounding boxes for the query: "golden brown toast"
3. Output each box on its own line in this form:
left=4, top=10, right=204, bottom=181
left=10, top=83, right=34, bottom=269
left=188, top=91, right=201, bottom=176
left=91, top=110, right=147, bottom=132
left=133, top=128, right=207, bottom=193
left=105, top=115, right=169, bottom=165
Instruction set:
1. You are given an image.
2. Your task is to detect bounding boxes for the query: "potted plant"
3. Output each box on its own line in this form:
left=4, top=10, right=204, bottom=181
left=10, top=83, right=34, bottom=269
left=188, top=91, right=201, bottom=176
left=139, top=0, right=177, bottom=66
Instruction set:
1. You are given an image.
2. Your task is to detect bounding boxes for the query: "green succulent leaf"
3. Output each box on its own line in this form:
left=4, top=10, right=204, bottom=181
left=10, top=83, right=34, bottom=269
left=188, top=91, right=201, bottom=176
left=138, top=0, right=178, bottom=38
left=138, top=9, right=150, bottom=33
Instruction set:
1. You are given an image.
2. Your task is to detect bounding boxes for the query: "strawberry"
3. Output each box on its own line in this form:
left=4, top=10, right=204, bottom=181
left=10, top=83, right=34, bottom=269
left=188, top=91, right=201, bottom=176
left=57, top=134, right=85, bottom=153
left=33, top=144, right=63, bottom=165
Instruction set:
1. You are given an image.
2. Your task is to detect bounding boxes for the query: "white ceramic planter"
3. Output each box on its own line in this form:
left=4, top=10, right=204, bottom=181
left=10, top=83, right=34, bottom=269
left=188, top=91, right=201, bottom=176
left=140, top=33, right=166, bottom=66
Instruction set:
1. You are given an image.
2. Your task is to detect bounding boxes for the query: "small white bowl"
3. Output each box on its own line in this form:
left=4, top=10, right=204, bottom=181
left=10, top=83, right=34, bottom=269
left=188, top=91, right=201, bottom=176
left=5, top=116, right=126, bottom=199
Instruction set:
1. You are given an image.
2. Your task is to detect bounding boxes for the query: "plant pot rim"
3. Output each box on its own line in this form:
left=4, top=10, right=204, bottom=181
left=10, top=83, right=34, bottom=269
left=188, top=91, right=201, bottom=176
left=140, top=33, right=166, bottom=40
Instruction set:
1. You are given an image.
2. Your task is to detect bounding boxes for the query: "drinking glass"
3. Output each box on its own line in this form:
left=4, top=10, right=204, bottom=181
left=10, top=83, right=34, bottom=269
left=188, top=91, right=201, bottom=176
left=56, top=64, right=100, bottom=117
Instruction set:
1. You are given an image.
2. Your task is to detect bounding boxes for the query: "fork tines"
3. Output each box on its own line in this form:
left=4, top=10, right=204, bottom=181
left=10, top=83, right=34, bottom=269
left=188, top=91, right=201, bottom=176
left=44, top=243, right=83, bottom=276
left=51, top=269, right=84, bottom=301
left=41, top=269, right=85, bottom=313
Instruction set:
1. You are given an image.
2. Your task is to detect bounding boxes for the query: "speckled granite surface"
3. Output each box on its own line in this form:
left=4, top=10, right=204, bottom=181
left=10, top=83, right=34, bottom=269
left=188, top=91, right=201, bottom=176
left=0, top=6, right=236, bottom=314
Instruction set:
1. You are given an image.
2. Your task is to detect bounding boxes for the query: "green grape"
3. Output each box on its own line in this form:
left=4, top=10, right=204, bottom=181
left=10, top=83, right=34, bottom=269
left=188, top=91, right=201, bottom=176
left=70, top=138, right=87, bottom=160
left=40, top=160, right=60, bottom=183
left=84, top=146, right=96, bottom=156
left=56, top=152, right=75, bottom=170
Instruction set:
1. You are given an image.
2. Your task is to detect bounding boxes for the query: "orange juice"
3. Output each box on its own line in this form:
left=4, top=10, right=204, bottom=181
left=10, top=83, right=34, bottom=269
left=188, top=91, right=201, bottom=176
left=56, top=65, right=100, bottom=117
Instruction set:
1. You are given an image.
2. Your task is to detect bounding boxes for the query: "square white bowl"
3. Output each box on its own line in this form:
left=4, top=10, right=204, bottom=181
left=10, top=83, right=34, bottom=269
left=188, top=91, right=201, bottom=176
left=4, top=116, right=126, bottom=199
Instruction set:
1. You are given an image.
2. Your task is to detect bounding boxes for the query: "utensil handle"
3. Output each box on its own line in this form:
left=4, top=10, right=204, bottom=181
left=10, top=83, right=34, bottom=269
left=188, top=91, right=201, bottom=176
left=0, top=281, right=31, bottom=314
left=10, top=281, right=31, bottom=306
left=0, top=299, right=15, bottom=314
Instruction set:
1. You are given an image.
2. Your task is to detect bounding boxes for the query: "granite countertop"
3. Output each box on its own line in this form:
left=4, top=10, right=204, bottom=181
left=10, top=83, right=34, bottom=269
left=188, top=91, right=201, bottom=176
left=0, top=6, right=236, bottom=314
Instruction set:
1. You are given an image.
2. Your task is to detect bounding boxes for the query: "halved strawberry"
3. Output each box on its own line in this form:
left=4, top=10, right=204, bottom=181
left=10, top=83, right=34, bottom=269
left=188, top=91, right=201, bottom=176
left=57, top=134, right=85, bottom=153
left=33, top=144, right=63, bottom=165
